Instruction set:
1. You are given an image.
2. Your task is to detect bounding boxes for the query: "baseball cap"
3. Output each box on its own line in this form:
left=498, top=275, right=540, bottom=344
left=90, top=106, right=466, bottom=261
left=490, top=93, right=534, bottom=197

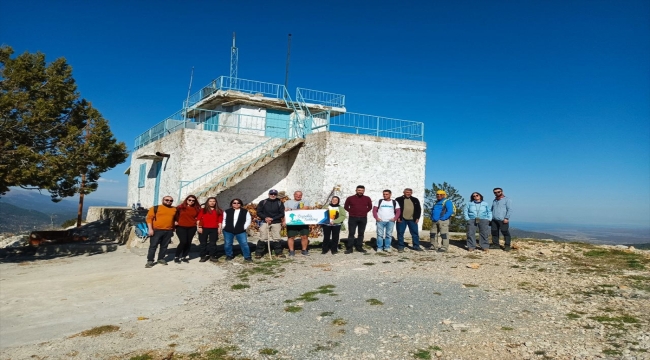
left=436, top=190, right=447, bottom=195
left=268, top=189, right=278, bottom=195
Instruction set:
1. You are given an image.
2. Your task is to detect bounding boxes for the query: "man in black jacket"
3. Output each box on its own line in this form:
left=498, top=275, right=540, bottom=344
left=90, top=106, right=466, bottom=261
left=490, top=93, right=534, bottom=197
left=255, top=189, right=286, bottom=258
left=395, top=188, right=422, bottom=252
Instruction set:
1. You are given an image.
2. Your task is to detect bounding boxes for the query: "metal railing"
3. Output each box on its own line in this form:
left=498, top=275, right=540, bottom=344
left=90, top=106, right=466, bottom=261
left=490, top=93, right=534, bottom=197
left=134, top=109, right=286, bottom=149
left=194, top=137, right=302, bottom=198
left=329, top=112, right=424, bottom=141
left=178, top=138, right=281, bottom=199
left=185, top=76, right=286, bottom=108
left=296, top=88, right=346, bottom=108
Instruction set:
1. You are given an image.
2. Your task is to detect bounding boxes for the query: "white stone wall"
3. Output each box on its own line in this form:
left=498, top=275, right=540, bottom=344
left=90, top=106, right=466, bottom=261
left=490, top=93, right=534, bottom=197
left=219, top=105, right=267, bottom=136
left=284, top=131, right=427, bottom=234
left=127, top=129, right=280, bottom=207
left=127, top=129, right=427, bottom=237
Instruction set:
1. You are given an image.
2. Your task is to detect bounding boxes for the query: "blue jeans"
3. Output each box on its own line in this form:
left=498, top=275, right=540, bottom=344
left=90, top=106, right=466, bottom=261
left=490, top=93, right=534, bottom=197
left=223, top=230, right=252, bottom=259
left=376, top=221, right=395, bottom=250
left=396, top=219, right=420, bottom=249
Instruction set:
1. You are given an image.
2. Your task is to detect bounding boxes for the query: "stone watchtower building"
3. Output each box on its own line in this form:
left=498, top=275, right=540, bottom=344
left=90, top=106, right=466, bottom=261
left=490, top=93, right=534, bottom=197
left=125, top=76, right=426, bottom=233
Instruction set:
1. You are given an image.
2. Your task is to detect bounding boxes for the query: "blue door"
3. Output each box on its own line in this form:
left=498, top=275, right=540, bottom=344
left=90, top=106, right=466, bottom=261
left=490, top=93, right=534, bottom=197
left=152, top=160, right=162, bottom=206
left=265, top=109, right=290, bottom=138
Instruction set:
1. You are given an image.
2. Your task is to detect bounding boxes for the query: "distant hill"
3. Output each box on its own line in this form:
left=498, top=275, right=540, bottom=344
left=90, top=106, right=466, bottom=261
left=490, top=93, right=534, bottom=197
left=510, top=228, right=567, bottom=241
left=0, top=189, right=125, bottom=234
left=0, top=202, right=52, bottom=233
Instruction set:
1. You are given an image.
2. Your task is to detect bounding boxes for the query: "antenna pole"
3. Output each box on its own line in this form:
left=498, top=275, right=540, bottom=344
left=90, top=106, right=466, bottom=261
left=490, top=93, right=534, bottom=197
left=230, top=32, right=238, bottom=88
left=285, top=34, right=292, bottom=89
left=184, top=66, right=194, bottom=120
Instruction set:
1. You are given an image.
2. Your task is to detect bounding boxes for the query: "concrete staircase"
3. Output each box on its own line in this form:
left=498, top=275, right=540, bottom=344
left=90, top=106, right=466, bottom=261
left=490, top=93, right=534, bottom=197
left=191, top=137, right=305, bottom=199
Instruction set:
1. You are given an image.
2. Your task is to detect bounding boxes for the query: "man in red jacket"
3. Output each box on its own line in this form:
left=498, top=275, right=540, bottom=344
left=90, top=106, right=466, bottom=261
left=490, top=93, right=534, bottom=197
left=343, top=185, right=372, bottom=254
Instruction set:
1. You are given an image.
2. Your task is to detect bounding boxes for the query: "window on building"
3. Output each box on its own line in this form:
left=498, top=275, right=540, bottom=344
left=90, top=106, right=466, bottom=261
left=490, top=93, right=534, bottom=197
left=138, top=163, right=146, bottom=188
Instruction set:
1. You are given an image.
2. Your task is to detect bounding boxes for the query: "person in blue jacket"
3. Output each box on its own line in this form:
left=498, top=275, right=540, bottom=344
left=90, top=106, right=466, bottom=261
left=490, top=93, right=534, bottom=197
left=430, top=190, right=454, bottom=252
left=464, top=192, right=492, bottom=252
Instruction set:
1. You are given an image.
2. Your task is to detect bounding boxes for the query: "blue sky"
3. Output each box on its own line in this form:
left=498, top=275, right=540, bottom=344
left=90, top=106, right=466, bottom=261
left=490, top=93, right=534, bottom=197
left=2, top=0, right=649, bottom=227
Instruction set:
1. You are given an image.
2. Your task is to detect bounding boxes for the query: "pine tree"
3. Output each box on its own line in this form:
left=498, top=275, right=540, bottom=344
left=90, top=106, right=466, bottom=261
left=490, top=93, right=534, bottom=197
left=0, top=46, right=128, bottom=225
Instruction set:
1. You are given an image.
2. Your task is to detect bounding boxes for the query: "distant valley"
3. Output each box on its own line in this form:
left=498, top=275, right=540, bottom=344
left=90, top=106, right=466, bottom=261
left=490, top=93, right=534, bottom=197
left=0, top=189, right=124, bottom=233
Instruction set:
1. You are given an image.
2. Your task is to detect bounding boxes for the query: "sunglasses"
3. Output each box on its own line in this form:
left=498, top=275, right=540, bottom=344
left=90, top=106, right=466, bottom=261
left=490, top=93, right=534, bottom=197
left=187, top=199, right=196, bottom=202
left=493, top=191, right=502, bottom=194
left=232, top=202, right=241, bottom=205
left=163, top=199, right=173, bottom=203
left=473, top=195, right=480, bottom=197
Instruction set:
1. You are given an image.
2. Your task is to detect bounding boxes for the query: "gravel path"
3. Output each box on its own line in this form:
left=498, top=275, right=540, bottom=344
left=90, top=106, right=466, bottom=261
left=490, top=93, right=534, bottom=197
left=1, top=237, right=648, bottom=360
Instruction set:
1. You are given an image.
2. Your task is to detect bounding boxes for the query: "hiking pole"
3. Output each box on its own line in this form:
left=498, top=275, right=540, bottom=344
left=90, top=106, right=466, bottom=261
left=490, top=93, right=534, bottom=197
left=266, top=222, right=273, bottom=260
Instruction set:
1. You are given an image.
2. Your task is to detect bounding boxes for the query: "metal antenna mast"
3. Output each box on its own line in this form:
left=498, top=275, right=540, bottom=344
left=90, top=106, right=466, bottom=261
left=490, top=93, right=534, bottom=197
left=184, top=66, right=194, bottom=120
left=285, top=34, right=292, bottom=89
left=230, top=32, right=238, bottom=86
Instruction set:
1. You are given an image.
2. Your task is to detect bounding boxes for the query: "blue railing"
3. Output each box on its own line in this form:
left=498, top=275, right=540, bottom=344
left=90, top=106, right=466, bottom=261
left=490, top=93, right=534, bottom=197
left=194, top=137, right=302, bottom=198
left=178, top=138, right=281, bottom=199
left=296, top=88, right=345, bottom=108
left=186, top=76, right=286, bottom=108
left=329, top=112, right=424, bottom=141
left=134, top=109, right=284, bottom=149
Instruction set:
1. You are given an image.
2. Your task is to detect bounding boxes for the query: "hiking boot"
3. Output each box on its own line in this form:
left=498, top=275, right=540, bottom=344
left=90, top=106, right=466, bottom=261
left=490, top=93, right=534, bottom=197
left=244, top=258, right=253, bottom=263
left=254, top=254, right=263, bottom=259
left=301, top=250, right=310, bottom=256
left=145, top=261, right=154, bottom=268
left=289, top=251, right=296, bottom=257
left=376, top=248, right=383, bottom=253
left=344, top=249, right=353, bottom=254
left=209, top=256, right=219, bottom=262
left=489, top=244, right=501, bottom=250
left=157, top=259, right=168, bottom=265
left=356, top=248, right=367, bottom=253
left=174, top=257, right=181, bottom=264
left=321, top=250, right=328, bottom=255
left=504, top=245, right=512, bottom=252
left=225, top=256, right=234, bottom=261
left=468, top=249, right=476, bottom=252
left=181, top=257, right=189, bottom=263
left=275, top=253, right=286, bottom=258
left=437, top=248, right=447, bottom=253
left=413, top=248, right=423, bottom=252
left=482, top=249, right=489, bottom=253
left=398, top=248, right=405, bottom=253
left=384, top=248, right=391, bottom=252
left=331, top=251, right=338, bottom=255
left=199, top=256, right=209, bottom=263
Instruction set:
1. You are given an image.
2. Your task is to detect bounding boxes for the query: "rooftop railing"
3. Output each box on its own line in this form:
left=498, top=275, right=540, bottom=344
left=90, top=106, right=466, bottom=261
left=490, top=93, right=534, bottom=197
left=296, top=88, right=346, bottom=108
left=134, top=108, right=424, bottom=149
left=329, top=112, right=424, bottom=141
left=185, top=76, right=286, bottom=108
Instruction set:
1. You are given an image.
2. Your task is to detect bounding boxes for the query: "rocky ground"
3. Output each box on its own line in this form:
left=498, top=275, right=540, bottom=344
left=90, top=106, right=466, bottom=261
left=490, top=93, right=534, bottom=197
left=0, top=236, right=648, bottom=360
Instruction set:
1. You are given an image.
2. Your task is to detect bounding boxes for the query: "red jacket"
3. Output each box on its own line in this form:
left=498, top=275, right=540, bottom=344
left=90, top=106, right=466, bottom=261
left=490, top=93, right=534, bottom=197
left=197, top=208, right=223, bottom=229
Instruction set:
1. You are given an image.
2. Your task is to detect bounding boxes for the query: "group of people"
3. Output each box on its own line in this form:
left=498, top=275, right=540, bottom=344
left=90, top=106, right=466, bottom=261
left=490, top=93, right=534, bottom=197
left=142, top=186, right=511, bottom=268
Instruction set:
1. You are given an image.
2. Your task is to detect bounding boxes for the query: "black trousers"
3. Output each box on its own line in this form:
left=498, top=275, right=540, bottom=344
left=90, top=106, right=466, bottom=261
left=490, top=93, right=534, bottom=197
left=347, top=216, right=367, bottom=250
left=147, top=229, right=174, bottom=262
left=490, top=220, right=511, bottom=246
left=255, top=240, right=283, bottom=256
left=198, top=228, right=218, bottom=258
left=175, top=226, right=197, bottom=258
left=322, top=225, right=341, bottom=253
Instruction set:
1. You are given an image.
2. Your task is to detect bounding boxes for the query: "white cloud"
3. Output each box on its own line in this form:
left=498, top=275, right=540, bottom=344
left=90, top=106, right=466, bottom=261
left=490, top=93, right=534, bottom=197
left=97, top=178, right=119, bottom=183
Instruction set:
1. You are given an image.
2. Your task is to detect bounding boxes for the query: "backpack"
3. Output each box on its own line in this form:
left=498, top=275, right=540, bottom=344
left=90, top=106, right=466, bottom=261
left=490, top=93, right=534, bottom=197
left=377, top=199, right=397, bottom=214
left=437, top=199, right=457, bottom=217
